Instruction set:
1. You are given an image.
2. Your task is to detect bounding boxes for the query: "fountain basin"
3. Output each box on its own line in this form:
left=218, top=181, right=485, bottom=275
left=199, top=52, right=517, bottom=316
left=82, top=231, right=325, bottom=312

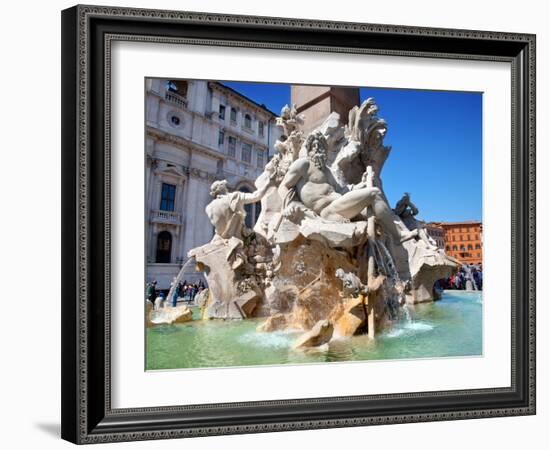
left=146, top=290, right=482, bottom=370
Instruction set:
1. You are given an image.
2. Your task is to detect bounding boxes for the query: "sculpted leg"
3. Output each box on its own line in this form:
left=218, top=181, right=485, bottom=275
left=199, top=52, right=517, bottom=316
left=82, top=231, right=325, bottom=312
left=322, top=187, right=417, bottom=242
left=321, top=187, right=379, bottom=221
left=370, top=191, right=417, bottom=242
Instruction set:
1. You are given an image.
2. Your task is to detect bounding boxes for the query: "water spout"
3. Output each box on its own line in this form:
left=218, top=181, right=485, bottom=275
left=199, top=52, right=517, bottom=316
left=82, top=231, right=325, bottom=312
left=166, top=257, right=198, bottom=306
left=402, top=303, right=412, bottom=323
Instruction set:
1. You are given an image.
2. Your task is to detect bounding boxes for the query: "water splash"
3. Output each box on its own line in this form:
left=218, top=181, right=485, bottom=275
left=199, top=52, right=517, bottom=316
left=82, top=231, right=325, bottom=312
left=404, top=322, right=433, bottom=331
left=238, top=330, right=296, bottom=349
left=402, top=303, right=411, bottom=323
left=165, top=257, right=197, bottom=304
left=385, top=320, right=434, bottom=338
left=377, top=240, right=399, bottom=279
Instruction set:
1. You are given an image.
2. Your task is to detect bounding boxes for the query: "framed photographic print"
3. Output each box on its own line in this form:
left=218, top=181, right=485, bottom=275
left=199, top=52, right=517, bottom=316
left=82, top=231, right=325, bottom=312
left=61, top=4, right=536, bottom=444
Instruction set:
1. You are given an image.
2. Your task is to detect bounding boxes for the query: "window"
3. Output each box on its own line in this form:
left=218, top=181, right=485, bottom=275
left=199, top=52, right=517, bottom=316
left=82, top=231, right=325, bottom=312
left=218, top=104, right=226, bottom=120
left=155, top=231, right=172, bottom=263
left=230, top=107, right=237, bottom=122
left=244, top=114, right=252, bottom=129
left=477, top=253, right=481, bottom=258
left=241, top=143, right=252, bottom=163
left=256, top=150, right=264, bottom=168
left=459, top=235, right=463, bottom=241
left=160, top=183, right=176, bottom=211
left=452, top=245, right=458, bottom=251
left=467, top=234, right=471, bottom=241
left=475, top=234, right=479, bottom=240
left=258, top=121, right=264, bottom=136
left=170, top=115, right=180, bottom=126
left=166, top=80, right=188, bottom=96
left=475, top=243, right=481, bottom=249
left=467, top=244, right=473, bottom=250
left=166, top=80, right=178, bottom=92
left=218, top=130, right=225, bottom=148
left=228, top=136, right=237, bottom=158
left=446, top=245, right=451, bottom=251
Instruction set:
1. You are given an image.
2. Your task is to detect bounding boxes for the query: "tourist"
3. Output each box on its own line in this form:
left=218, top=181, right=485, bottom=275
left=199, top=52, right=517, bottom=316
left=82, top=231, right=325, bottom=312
left=146, top=280, right=157, bottom=302
left=191, top=283, right=199, bottom=302
left=172, top=281, right=180, bottom=307
left=184, top=284, right=191, bottom=303
left=454, top=272, right=463, bottom=290
left=473, top=268, right=483, bottom=290
left=154, top=292, right=165, bottom=310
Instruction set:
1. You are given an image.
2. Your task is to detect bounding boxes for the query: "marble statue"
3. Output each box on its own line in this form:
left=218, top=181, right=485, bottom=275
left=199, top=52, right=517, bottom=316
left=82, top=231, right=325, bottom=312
left=279, top=130, right=417, bottom=243
left=207, top=176, right=274, bottom=240
left=335, top=269, right=369, bottom=298
left=187, top=98, right=458, bottom=338
left=394, top=192, right=437, bottom=249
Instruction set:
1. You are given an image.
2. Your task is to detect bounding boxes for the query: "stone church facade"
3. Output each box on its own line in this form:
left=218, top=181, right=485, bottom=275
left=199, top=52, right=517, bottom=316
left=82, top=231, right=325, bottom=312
left=145, top=78, right=280, bottom=289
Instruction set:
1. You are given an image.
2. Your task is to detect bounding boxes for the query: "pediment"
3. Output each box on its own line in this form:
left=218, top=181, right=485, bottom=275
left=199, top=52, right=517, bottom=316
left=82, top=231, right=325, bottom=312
left=158, top=165, right=185, bottom=178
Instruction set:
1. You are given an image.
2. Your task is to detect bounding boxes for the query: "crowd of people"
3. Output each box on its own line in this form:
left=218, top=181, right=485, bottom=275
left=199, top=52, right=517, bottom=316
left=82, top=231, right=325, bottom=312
left=145, top=279, right=206, bottom=308
left=435, top=264, right=483, bottom=291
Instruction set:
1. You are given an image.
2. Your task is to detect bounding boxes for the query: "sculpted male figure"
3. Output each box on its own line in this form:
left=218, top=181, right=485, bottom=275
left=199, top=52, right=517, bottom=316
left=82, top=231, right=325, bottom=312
left=279, top=131, right=416, bottom=243
left=206, top=178, right=273, bottom=240
left=394, top=192, right=436, bottom=248
left=394, top=192, right=419, bottom=222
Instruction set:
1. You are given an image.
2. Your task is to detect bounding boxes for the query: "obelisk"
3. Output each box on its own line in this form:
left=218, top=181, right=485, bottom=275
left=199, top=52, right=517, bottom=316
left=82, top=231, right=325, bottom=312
left=291, top=85, right=360, bottom=134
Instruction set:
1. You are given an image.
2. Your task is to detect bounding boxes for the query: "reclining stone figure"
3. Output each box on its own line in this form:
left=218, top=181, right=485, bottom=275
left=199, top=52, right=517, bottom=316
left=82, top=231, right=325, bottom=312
left=278, top=130, right=417, bottom=243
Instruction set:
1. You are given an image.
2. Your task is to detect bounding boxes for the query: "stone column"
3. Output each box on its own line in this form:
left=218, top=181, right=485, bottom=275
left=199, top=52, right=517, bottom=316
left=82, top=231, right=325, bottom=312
left=176, top=178, right=188, bottom=263
left=291, top=85, right=360, bottom=134
left=182, top=175, right=201, bottom=257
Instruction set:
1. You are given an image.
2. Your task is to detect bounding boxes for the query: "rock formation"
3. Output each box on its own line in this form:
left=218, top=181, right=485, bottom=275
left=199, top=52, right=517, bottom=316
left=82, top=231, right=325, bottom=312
left=182, top=98, right=457, bottom=343
left=148, top=304, right=193, bottom=326
left=294, top=319, right=334, bottom=349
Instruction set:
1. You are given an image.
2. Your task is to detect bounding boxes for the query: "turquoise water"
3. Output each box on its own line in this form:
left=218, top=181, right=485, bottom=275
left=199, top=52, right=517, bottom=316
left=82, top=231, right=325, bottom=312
left=146, top=290, right=482, bottom=370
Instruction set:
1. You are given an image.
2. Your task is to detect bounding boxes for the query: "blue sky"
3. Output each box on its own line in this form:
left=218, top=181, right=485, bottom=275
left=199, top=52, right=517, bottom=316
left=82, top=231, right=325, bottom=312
left=222, top=81, right=482, bottom=223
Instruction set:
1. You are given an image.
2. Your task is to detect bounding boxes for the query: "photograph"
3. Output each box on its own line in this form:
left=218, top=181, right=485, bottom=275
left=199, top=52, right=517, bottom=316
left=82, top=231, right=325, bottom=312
left=144, top=78, right=483, bottom=370
left=56, top=2, right=537, bottom=444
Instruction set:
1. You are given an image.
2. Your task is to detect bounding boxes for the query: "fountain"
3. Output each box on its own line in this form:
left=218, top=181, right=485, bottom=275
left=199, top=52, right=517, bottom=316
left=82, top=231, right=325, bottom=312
left=186, top=99, right=458, bottom=347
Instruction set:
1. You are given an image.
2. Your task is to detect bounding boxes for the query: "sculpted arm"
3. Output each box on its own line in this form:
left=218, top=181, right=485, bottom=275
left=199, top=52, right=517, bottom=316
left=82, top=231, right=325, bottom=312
left=393, top=198, right=407, bottom=216
left=278, top=158, right=309, bottom=199
left=408, top=200, right=419, bottom=216
left=240, top=182, right=270, bottom=204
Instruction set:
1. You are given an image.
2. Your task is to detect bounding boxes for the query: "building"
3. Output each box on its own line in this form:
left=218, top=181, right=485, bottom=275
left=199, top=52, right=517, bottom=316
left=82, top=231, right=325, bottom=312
left=433, top=220, right=483, bottom=265
left=425, top=222, right=446, bottom=250
left=145, top=79, right=281, bottom=288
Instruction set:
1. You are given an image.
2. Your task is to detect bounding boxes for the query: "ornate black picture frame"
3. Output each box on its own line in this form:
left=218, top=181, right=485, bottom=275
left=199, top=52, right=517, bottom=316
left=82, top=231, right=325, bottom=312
left=61, top=4, right=536, bottom=444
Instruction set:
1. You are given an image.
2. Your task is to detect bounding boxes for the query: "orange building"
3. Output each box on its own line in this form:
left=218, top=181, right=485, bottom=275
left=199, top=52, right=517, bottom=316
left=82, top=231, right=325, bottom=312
left=425, top=222, right=446, bottom=250
left=431, top=221, right=483, bottom=265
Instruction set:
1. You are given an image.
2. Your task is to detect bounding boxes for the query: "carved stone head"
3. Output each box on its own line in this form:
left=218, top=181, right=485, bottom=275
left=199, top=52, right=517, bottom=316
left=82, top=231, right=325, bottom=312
left=335, top=268, right=346, bottom=281
left=305, top=130, right=328, bottom=169
left=209, top=179, right=228, bottom=197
